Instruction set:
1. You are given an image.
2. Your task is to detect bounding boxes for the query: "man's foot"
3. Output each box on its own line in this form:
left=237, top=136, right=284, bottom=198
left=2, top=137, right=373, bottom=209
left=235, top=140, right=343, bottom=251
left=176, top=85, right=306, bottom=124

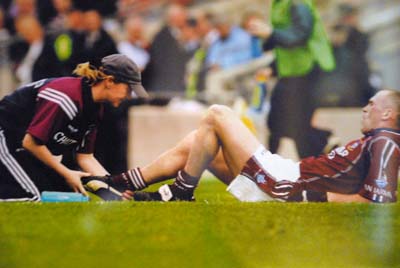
left=133, top=184, right=195, bottom=202
left=81, top=176, right=123, bottom=201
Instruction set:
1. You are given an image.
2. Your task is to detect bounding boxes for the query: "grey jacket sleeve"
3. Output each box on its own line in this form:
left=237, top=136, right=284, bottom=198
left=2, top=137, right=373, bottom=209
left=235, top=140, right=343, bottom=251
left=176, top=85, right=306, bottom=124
left=263, top=3, right=314, bottom=50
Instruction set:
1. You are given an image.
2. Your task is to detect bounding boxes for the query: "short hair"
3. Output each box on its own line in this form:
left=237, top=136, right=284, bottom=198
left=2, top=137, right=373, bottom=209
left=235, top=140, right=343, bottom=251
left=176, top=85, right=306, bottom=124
left=386, top=90, right=400, bottom=128
left=210, top=14, right=231, bottom=27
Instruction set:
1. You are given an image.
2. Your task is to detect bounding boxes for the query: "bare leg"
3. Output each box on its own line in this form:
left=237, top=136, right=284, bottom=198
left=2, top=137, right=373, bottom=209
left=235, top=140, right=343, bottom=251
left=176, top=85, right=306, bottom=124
left=96, top=106, right=251, bottom=200
left=208, top=151, right=235, bottom=185
left=140, top=131, right=195, bottom=185
left=184, top=105, right=261, bottom=179
left=126, top=105, right=261, bottom=201
left=138, top=129, right=234, bottom=185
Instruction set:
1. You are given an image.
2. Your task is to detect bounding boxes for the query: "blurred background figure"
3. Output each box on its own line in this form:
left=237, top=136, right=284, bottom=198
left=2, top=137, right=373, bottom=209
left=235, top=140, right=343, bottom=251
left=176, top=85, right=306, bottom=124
left=117, top=0, right=166, bottom=21
left=73, top=0, right=117, bottom=17
left=249, top=0, right=336, bottom=158
left=9, top=11, right=85, bottom=86
left=314, top=3, right=376, bottom=107
left=3, top=0, right=37, bottom=34
left=0, top=7, right=13, bottom=97
left=142, top=4, right=195, bottom=97
left=118, top=15, right=150, bottom=71
left=45, top=0, right=73, bottom=34
left=241, top=9, right=264, bottom=58
left=184, top=10, right=218, bottom=99
left=82, top=9, right=118, bottom=67
left=65, top=7, right=84, bottom=32
left=205, top=15, right=254, bottom=71
left=10, top=15, right=45, bottom=85
left=202, top=13, right=262, bottom=105
left=48, top=8, right=85, bottom=77
left=181, top=15, right=200, bottom=54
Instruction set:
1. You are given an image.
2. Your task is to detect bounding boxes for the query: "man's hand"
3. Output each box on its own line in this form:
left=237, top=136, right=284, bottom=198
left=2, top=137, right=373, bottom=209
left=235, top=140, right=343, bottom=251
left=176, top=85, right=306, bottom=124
left=122, top=190, right=134, bottom=201
left=255, top=67, right=274, bottom=81
left=248, top=18, right=273, bottom=39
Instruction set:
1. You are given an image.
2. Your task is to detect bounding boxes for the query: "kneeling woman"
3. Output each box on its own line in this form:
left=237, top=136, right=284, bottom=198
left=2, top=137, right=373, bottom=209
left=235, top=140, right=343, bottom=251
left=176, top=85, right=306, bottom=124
left=0, top=54, right=148, bottom=201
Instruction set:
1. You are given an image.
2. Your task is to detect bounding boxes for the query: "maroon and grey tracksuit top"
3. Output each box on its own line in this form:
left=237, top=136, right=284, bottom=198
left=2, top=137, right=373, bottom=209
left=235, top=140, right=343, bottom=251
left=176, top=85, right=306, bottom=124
left=0, top=77, right=102, bottom=155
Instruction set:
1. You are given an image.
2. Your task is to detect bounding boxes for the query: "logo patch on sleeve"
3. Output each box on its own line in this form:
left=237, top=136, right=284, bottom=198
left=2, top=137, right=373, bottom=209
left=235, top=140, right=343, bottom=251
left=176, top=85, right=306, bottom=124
left=375, top=178, right=388, bottom=189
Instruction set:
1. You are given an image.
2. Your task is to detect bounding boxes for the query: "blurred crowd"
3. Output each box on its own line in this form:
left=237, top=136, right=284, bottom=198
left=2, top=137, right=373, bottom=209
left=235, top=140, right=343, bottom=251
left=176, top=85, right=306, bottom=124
left=0, top=0, right=379, bottom=172
left=0, top=0, right=376, bottom=103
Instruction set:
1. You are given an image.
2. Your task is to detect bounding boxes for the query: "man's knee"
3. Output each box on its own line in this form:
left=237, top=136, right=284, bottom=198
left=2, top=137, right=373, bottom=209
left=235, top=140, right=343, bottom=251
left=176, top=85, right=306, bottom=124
left=204, top=104, right=233, bottom=125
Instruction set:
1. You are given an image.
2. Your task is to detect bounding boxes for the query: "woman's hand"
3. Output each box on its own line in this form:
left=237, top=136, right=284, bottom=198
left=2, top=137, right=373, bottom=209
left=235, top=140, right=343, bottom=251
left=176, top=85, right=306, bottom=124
left=64, top=169, right=91, bottom=196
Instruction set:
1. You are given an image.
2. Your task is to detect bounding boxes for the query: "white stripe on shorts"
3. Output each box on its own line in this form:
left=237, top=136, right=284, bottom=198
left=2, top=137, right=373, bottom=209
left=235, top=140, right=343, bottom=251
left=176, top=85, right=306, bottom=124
left=0, top=130, right=41, bottom=201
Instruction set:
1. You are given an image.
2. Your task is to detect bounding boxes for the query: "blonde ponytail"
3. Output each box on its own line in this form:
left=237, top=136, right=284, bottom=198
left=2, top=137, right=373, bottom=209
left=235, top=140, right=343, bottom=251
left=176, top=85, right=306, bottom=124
left=73, top=62, right=110, bottom=84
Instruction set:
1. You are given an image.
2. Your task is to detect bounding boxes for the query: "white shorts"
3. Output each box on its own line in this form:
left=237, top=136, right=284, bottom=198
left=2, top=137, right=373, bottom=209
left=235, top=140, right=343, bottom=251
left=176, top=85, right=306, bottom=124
left=227, top=145, right=300, bottom=202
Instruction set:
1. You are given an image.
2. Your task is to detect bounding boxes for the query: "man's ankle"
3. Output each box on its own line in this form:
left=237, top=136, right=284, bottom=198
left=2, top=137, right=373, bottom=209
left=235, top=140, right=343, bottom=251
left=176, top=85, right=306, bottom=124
left=111, top=167, right=147, bottom=191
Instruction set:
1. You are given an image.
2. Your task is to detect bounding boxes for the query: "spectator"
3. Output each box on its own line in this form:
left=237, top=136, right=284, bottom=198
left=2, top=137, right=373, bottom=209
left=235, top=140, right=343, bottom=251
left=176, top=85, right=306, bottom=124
left=45, top=0, right=73, bottom=34
left=142, top=4, right=194, bottom=96
left=241, top=10, right=264, bottom=58
left=195, top=10, right=219, bottom=47
left=314, top=3, right=375, bottom=107
left=72, top=0, right=117, bottom=17
left=249, top=0, right=336, bottom=158
left=117, top=0, right=165, bottom=20
left=82, top=9, right=118, bottom=67
left=65, top=7, right=84, bottom=32
left=10, top=13, right=84, bottom=85
left=4, top=0, right=37, bottom=34
left=117, top=15, right=150, bottom=71
left=205, top=16, right=254, bottom=71
left=0, top=9, right=10, bottom=66
left=49, top=8, right=86, bottom=77
left=0, top=1, right=12, bottom=11
left=181, top=16, right=200, bottom=53
left=11, top=15, right=46, bottom=85
left=0, top=8, right=13, bottom=97
left=184, top=10, right=218, bottom=99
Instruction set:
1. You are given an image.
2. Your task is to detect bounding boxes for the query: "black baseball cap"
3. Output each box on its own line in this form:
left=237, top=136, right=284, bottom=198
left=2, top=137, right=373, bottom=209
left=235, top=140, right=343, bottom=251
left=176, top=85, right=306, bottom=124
left=101, top=54, right=149, bottom=98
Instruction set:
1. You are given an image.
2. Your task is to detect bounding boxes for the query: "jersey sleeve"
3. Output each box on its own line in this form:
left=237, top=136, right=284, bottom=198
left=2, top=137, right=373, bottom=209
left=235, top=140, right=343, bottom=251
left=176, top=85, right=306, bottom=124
left=76, top=127, right=97, bottom=154
left=358, top=137, right=399, bottom=203
left=27, top=97, right=69, bottom=144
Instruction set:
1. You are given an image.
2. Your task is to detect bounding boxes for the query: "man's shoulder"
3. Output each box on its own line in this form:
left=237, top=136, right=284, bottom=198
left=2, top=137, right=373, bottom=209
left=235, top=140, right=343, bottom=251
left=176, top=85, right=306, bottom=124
left=367, top=128, right=400, bottom=150
left=370, top=128, right=400, bottom=140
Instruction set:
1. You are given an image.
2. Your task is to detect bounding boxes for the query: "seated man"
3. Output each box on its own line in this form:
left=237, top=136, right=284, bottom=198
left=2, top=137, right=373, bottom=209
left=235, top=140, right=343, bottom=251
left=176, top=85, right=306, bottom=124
left=83, top=90, right=400, bottom=203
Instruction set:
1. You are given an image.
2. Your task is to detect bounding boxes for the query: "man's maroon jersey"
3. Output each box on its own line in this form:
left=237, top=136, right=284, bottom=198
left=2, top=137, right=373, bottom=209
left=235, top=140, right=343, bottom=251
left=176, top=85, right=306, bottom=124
left=300, top=128, right=400, bottom=202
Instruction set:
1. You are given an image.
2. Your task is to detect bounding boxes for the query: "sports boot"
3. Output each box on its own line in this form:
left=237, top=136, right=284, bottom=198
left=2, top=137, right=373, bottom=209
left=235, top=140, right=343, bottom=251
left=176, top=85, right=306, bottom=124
left=81, top=176, right=123, bottom=201
left=133, top=184, right=195, bottom=202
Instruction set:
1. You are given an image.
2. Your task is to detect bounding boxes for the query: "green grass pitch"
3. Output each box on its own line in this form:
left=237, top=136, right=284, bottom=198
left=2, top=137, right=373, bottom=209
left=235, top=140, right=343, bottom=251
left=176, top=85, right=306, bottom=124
left=1, top=179, right=399, bottom=268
